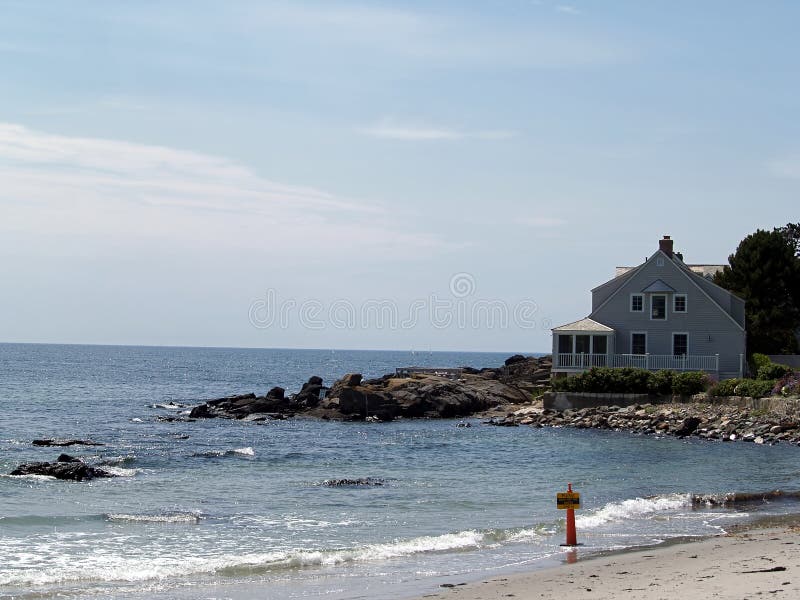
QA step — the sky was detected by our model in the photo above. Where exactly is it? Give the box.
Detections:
[0,0,798,353]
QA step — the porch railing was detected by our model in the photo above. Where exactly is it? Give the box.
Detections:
[555,353,719,373]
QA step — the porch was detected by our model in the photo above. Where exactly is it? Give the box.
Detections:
[553,352,720,373]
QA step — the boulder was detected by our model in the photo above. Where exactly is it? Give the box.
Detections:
[504,354,528,366]
[10,460,117,481]
[266,387,285,400]
[673,417,702,437]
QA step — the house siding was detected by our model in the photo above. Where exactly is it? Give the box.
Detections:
[589,251,745,378]
[591,269,637,312]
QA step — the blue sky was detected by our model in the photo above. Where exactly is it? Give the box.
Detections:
[0,1,798,352]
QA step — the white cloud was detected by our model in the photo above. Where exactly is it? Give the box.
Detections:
[556,5,583,15]
[0,123,445,257]
[768,155,800,179]
[212,3,626,70]
[361,119,518,141]
[518,216,568,227]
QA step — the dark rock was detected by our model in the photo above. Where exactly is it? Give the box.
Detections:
[306,376,323,386]
[343,373,363,387]
[266,387,285,400]
[32,439,104,447]
[504,354,528,366]
[320,477,385,487]
[56,454,80,462]
[10,460,117,481]
[673,417,702,437]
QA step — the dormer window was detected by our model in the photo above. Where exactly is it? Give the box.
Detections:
[651,294,666,320]
[674,294,687,313]
[630,294,643,312]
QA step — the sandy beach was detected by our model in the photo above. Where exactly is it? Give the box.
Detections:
[415,523,800,600]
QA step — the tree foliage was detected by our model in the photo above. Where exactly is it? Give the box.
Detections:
[714,227,800,355]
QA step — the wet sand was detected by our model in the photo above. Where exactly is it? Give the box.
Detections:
[414,524,800,600]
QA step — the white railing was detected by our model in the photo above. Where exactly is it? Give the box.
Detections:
[555,353,719,373]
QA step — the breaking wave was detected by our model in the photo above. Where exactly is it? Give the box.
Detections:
[577,494,692,529]
[0,526,544,586]
[105,512,202,524]
[191,447,254,458]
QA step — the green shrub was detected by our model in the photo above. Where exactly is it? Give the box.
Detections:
[647,370,675,395]
[671,371,708,396]
[734,379,776,398]
[709,378,743,397]
[757,362,793,381]
[552,368,707,395]
[751,353,772,373]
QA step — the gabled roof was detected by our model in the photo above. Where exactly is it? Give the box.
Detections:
[640,279,676,293]
[590,249,745,331]
[552,317,614,332]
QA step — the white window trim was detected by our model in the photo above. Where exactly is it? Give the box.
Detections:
[673,293,687,313]
[630,293,644,313]
[650,294,668,321]
[630,331,647,355]
[672,332,689,357]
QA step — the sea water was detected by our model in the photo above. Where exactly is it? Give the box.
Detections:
[2,343,800,599]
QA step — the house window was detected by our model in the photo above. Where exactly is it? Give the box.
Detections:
[575,335,590,354]
[557,335,573,354]
[651,295,666,320]
[631,333,647,355]
[674,294,687,313]
[630,294,643,312]
[673,333,688,357]
[592,336,607,354]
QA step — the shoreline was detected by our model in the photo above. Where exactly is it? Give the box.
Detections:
[409,514,800,600]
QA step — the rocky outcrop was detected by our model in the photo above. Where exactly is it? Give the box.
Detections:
[10,454,117,481]
[32,439,104,447]
[186,356,548,422]
[496,403,800,445]
[322,372,530,421]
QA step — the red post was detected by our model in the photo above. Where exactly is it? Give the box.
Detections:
[565,483,577,546]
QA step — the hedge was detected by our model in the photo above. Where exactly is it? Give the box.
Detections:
[552,367,708,396]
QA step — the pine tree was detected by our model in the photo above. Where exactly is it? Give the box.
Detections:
[714,228,800,355]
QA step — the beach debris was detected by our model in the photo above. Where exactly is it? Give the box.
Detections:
[740,566,787,573]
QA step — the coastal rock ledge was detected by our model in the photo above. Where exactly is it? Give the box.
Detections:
[187,356,550,422]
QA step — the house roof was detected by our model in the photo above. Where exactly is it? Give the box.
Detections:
[616,264,725,279]
[640,279,676,293]
[552,317,614,332]
[591,248,745,332]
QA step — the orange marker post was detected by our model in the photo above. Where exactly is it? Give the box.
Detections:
[556,483,581,547]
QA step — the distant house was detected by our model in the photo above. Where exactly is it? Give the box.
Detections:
[551,236,746,380]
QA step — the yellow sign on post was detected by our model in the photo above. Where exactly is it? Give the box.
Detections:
[556,491,581,510]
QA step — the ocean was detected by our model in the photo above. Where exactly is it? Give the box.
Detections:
[2,343,800,600]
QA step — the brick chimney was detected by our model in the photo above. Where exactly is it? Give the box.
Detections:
[659,235,674,258]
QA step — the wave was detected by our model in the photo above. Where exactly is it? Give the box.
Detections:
[191,446,255,458]
[1,473,57,481]
[0,525,545,587]
[105,512,202,524]
[577,494,692,529]
[691,490,800,507]
[98,466,139,477]
[150,402,188,410]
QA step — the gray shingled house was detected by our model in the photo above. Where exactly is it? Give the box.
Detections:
[551,236,746,380]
